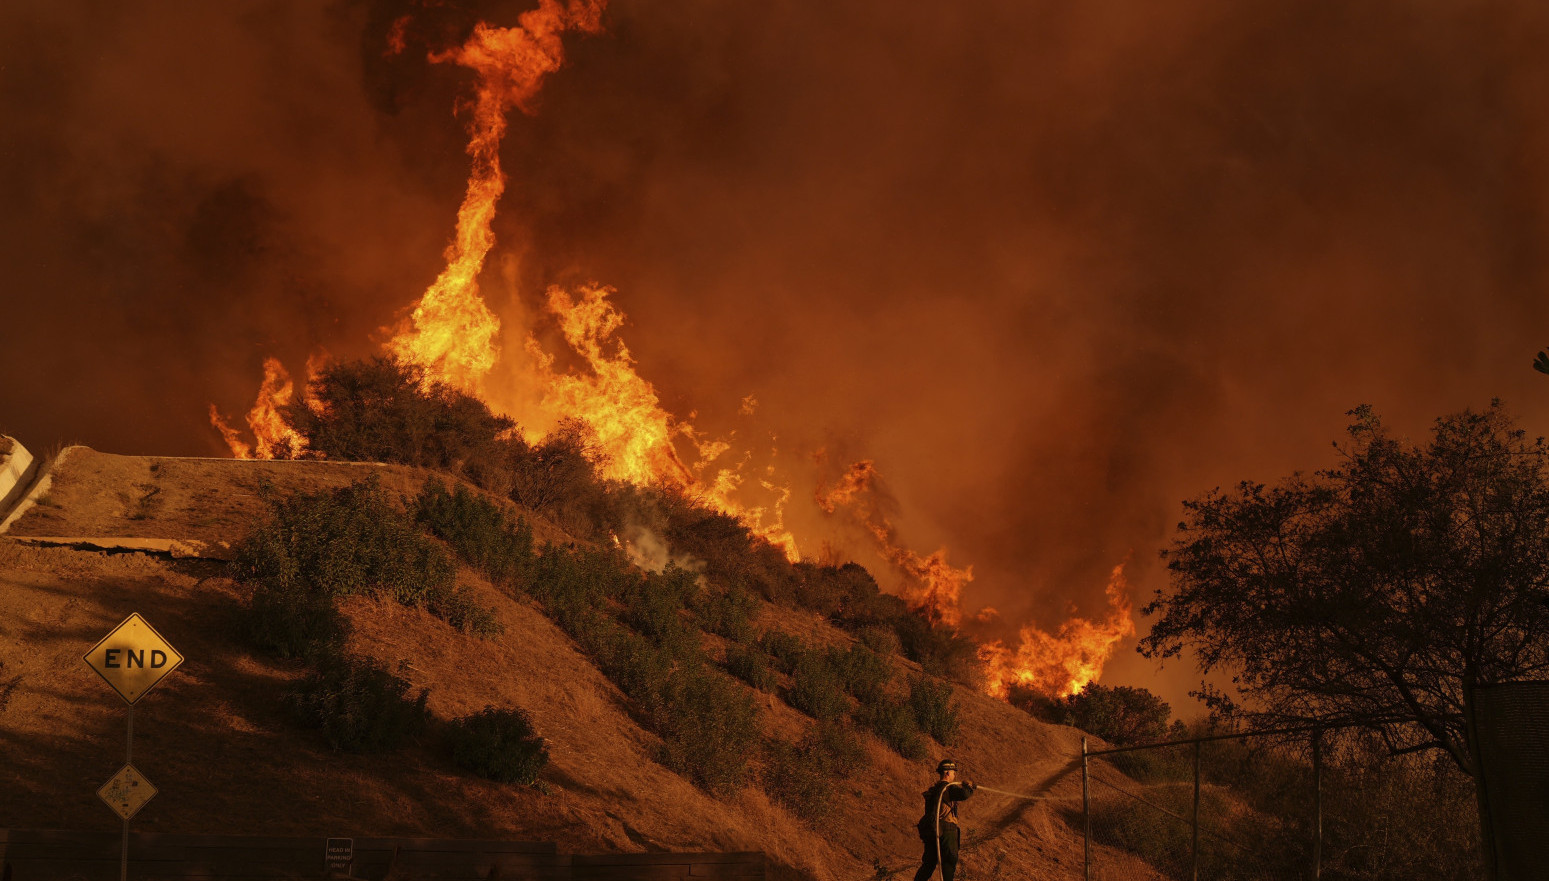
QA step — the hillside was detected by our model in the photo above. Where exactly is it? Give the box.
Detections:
[0,445,1164,881]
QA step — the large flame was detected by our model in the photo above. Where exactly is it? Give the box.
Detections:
[529,284,801,559]
[208,357,307,460]
[211,3,1133,696]
[386,2,605,394]
[978,563,1137,699]
[816,460,974,626]
[531,284,696,486]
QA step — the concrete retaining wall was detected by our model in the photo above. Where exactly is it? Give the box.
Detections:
[0,436,31,505]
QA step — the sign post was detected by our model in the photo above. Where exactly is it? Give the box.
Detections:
[326,838,355,876]
[84,613,183,881]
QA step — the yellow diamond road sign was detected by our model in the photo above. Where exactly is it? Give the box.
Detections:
[98,763,157,821]
[83,613,183,704]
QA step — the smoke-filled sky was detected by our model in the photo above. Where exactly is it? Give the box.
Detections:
[5,0,1549,709]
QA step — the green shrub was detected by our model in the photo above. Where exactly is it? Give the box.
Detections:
[725,645,777,692]
[830,644,892,703]
[759,630,807,674]
[762,721,868,821]
[448,706,549,784]
[908,675,960,745]
[623,565,701,660]
[762,736,833,821]
[657,669,759,794]
[232,476,455,605]
[234,476,498,646]
[1056,683,1173,747]
[589,620,677,716]
[245,578,350,661]
[528,544,630,629]
[289,657,429,752]
[425,583,503,637]
[857,624,902,657]
[787,652,849,722]
[414,478,534,587]
[860,695,926,760]
[812,719,868,778]
[692,584,758,644]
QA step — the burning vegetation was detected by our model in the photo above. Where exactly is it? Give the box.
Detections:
[209,0,1135,702]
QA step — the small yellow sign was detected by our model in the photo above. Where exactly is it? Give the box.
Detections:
[83,613,184,704]
[98,763,157,821]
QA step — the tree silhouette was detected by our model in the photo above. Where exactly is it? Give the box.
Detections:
[1142,403,1549,876]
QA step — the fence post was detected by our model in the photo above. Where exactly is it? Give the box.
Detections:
[1191,739,1201,881]
[1082,737,1091,881]
[1312,727,1322,880]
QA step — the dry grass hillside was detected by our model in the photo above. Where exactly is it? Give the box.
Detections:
[0,447,1164,881]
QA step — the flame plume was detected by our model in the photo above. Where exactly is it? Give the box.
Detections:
[387,1,606,393]
[531,284,696,486]
[978,563,1137,699]
[208,357,307,460]
[211,3,1134,696]
[817,460,974,626]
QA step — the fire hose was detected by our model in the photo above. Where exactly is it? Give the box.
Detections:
[971,784,1066,801]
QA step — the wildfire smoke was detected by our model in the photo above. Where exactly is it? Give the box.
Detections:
[207,0,1138,700]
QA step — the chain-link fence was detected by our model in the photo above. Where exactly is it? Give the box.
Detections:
[1077,724,1491,881]
[1081,728,1322,881]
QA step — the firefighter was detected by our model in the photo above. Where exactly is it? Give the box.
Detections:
[913,758,976,881]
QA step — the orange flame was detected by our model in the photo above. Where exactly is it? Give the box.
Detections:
[367,6,800,558]
[522,284,800,559]
[386,2,606,394]
[978,563,1137,699]
[531,284,695,486]
[817,460,974,626]
[211,7,1130,700]
[209,357,308,459]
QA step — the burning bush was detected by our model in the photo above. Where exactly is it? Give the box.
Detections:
[506,420,620,539]
[447,706,549,785]
[285,357,515,479]
[288,656,429,753]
